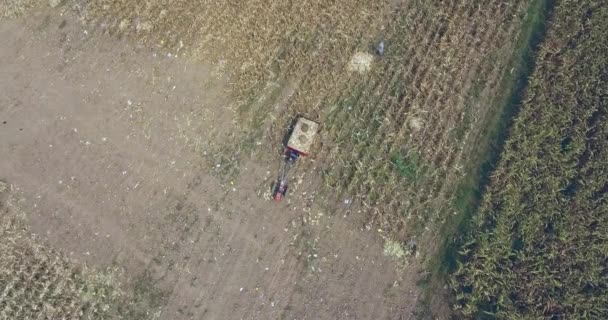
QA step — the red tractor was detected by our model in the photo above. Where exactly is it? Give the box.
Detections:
[272,117,319,202]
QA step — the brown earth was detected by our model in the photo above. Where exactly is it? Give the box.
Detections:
[0,8,421,320]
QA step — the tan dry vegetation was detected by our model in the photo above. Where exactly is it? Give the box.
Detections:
[80,0,389,96]
[1,0,37,18]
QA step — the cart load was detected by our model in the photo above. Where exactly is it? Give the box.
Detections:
[286,118,319,157]
[272,117,319,202]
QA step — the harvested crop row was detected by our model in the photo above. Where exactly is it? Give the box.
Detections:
[450,1,608,318]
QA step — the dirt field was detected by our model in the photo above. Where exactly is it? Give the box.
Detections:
[0,8,420,320]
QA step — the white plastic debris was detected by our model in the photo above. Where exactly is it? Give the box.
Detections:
[376,41,385,56]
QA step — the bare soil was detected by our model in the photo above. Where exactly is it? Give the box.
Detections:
[0,9,419,320]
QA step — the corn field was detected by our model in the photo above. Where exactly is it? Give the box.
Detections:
[306,0,531,236]
[449,1,608,318]
[3,0,606,318]
[0,202,124,319]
